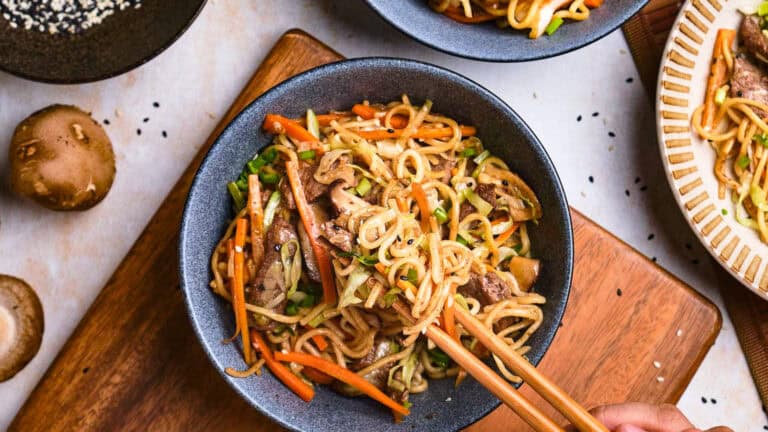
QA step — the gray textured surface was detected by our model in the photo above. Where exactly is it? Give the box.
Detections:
[364,0,648,62]
[179,58,573,432]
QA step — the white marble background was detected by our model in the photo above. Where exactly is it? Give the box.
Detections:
[0,1,765,430]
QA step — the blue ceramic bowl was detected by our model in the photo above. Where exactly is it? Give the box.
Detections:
[180,58,573,432]
[364,0,648,62]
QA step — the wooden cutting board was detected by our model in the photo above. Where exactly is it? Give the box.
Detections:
[9,30,721,432]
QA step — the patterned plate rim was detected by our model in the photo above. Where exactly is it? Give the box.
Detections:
[656,0,768,297]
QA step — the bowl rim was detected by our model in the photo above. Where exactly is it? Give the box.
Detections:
[179,57,574,431]
[362,0,649,62]
[0,0,208,84]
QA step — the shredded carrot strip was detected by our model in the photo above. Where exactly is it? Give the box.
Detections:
[490,216,509,226]
[225,240,240,340]
[395,196,408,213]
[311,334,329,352]
[248,175,265,271]
[263,114,324,154]
[352,104,409,129]
[411,183,431,233]
[233,219,253,364]
[584,0,603,7]
[302,366,334,385]
[442,6,496,23]
[494,222,521,247]
[273,351,410,416]
[355,125,476,141]
[703,29,735,129]
[251,331,315,402]
[374,263,388,275]
[285,160,337,305]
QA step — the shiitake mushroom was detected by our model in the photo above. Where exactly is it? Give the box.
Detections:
[9,104,116,211]
[0,275,44,382]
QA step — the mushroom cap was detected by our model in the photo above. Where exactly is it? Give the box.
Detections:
[0,275,44,382]
[9,104,116,211]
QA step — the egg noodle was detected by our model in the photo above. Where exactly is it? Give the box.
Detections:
[692,29,768,243]
[428,0,597,38]
[209,96,545,419]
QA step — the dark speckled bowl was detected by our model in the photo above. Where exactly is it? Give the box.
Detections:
[364,0,648,62]
[180,58,573,432]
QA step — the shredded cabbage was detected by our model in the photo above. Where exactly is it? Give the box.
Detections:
[281,240,302,299]
[338,268,369,309]
[263,191,281,228]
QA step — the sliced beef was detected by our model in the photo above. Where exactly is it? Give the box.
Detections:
[329,183,369,219]
[741,15,768,63]
[334,339,397,395]
[246,215,298,323]
[731,55,768,119]
[458,271,511,307]
[459,183,497,220]
[320,219,355,252]
[297,220,321,282]
[277,163,329,210]
[433,158,456,183]
[278,178,296,210]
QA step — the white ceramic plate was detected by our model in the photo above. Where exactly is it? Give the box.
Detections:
[657,0,768,297]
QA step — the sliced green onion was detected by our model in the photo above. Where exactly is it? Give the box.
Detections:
[453,293,469,311]
[407,268,418,284]
[298,150,316,160]
[759,1,768,16]
[427,348,450,369]
[262,147,278,163]
[456,234,469,247]
[355,177,372,196]
[247,158,265,174]
[464,188,493,216]
[473,150,491,165]
[737,155,750,169]
[433,207,449,224]
[227,182,245,210]
[263,191,281,228]
[460,148,477,158]
[285,301,299,316]
[259,166,280,184]
[306,109,320,139]
[721,208,729,216]
[403,401,413,409]
[714,85,728,105]
[382,288,401,307]
[299,294,316,308]
[756,134,768,148]
[545,16,564,36]
[308,311,328,328]
[235,174,249,191]
[751,184,768,211]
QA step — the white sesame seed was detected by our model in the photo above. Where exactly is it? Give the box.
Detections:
[653,361,661,369]
[656,376,665,383]
[1,0,142,34]
[676,329,683,337]
[115,109,122,118]
[445,397,452,402]
[234,246,243,253]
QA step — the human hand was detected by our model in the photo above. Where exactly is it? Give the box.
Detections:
[566,402,733,432]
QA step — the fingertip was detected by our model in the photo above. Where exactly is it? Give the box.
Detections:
[614,424,648,432]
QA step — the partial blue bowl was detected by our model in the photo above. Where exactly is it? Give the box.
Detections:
[364,0,648,62]
[180,58,573,432]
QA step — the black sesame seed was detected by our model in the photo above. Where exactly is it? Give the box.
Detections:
[143,117,149,123]
[625,190,630,197]
[162,130,168,138]
[588,176,594,183]
[692,259,700,265]
[407,239,414,245]
[640,186,648,192]
[400,275,408,281]
[103,119,110,125]
[608,132,616,138]
[616,288,622,296]
[502,180,509,186]
[577,115,582,122]
[626,77,634,83]
[685,243,692,250]
[701,397,707,404]
[136,129,142,135]
[710,398,716,404]
[153,102,160,108]
[397,235,402,242]
[651,256,657,262]
[763,425,767,430]
[333,224,342,231]
[648,234,655,240]
[274,244,280,251]
[83,367,90,374]
[592,112,599,117]
[634,177,641,184]
[387,128,395,133]
[737,91,743,97]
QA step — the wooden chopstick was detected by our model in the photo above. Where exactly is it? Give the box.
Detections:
[454,306,609,432]
[392,302,563,432]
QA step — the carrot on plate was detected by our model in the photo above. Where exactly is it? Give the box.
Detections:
[274,351,410,416]
[351,104,409,129]
[285,160,337,305]
[494,222,521,247]
[251,330,315,402]
[355,125,476,141]
[584,0,603,8]
[702,29,736,129]
[411,183,432,233]
[247,175,265,271]
[233,219,253,365]
[263,114,324,154]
